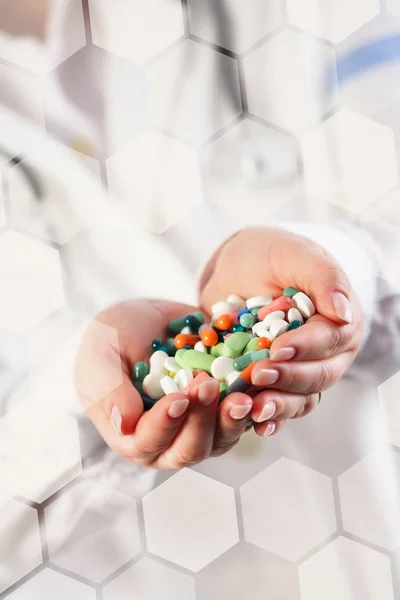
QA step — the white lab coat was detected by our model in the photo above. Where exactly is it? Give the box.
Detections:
[0,2,400,599]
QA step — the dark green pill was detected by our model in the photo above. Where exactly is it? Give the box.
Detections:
[134,381,143,395]
[288,320,302,330]
[184,315,203,332]
[151,339,162,351]
[167,316,187,336]
[159,346,169,353]
[142,396,158,411]
[232,324,245,333]
[133,361,149,382]
[165,338,177,356]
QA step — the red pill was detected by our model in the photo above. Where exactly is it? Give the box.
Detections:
[174,333,199,349]
[257,337,272,350]
[199,326,219,347]
[258,296,294,320]
[214,313,234,331]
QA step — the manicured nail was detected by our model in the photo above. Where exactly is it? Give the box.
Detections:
[270,347,296,361]
[332,292,353,324]
[255,401,276,423]
[168,398,189,418]
[111,405,123,437]
[198,380,219,405]
[264,422,276,437]
[253,369,279,386]
[230,402,253,420]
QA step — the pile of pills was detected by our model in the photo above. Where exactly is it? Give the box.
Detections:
[133,288,316,410]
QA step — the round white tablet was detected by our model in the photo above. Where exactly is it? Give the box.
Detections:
[246,295,272,310]
[269,319,290,339]
[211,356,234,381]
[288,308,304,324]
[263,310,285,329]
[292,292,315,319]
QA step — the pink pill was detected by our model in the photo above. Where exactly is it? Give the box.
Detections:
[258,296,294,320]
[229,311,239,324]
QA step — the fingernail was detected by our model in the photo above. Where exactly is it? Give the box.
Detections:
[253,369,279,386]
[332,292,353,324]
[270,347,296,362]
[198,380,219,405]
[255,401,276,423]
[264,422,276,437]
[111,405,123,437]
[168,398,189,418]
[230,402,253,420]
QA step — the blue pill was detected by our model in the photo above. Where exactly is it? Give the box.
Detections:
[238,308,251,318]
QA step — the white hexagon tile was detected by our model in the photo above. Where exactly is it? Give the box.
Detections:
[299,537,394,600]
[103,557,196,600]
[203,118,299,218]
[106,131,202,234]
[243,29,338,133]
[88,0,184,65]
[0,495,42,594]
[146,39,241,145]
[287,0,380,44]
[195,542,301,600]
[339,449,400,550]
[0,231,64,334]
[360,190,400,292]
[187,0,284,54]
[0,403,81,503]
[45,479,141,582]
[379,370,400,446]
[5,569,96,600]
[143,468,239,571]
[302,109,398,212]
[240,457,336,561]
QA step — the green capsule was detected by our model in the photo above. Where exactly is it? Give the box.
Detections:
[182,350,215,373]
[134,381,143,395]
[225,332,250,354]
[288,320,303,330]
[283,286,299,298]
[219,382,228,403]
[167,316,187,336]
[233,349,270,371]
[175,349,188,368]
[133,361,149,382]
[184,315,203,332]
[240,313,256,329]
[210,342,225,358]
[244,337,260,353]
[232,324,245,333]
[250,307,260,316]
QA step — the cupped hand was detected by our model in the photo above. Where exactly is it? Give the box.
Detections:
[200,227,364,437]
[75,299,254,469]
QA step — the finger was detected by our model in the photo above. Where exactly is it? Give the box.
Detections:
[253,419,286,438]
[269,314,360,363]
[157,376,220,469]
[251,353,352,395]
[123,392,192,465]
[211,392,253,455]
[251,389,319,422]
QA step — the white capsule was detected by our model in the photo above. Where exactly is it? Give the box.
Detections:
[212,300,234,318]
[263,310,285,330]
[164,357,180,375]
[269,319,290,339]
[149,350,169,374]
[226,294,246,310]
[174,368,193,390]
[143,373,164,399]
[211,356,234,381]
[180,326,191,334]
[246,295,272,310]
[160,375,180,396]
[288,307,304,324]
[194,341,207,353]
[292,292,315,319]
[252,322,273,340]
[225,370,241,386]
